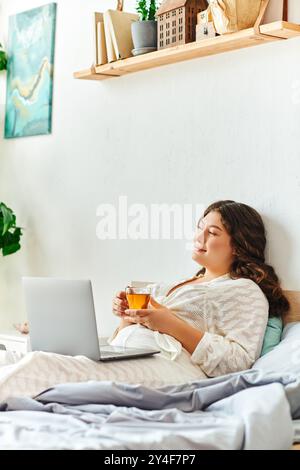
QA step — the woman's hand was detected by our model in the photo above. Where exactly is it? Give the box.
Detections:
[124,297,180,335]
[112,291,129,318]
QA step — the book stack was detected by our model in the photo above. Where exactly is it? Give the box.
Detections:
[94,9,139,65]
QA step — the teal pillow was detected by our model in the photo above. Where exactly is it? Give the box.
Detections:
[260,316,283,357]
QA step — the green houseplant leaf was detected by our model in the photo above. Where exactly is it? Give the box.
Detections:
[148,0,157,21]
[136,0,148,20]
[0,43,7,71]
[0,203,22,256]
[136,0,158,21]
[0,202,15,235]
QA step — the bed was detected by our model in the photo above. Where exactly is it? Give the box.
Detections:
[0,289,299,450]
[278,290,300,451]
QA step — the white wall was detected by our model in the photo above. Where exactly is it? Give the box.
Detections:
[0,0,300,336]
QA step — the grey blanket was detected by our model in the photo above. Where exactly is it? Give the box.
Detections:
[0,364,300,450]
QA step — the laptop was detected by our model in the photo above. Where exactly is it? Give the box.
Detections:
[22,277,160,362]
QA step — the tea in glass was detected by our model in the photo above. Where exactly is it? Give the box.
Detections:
[125,286,151,309]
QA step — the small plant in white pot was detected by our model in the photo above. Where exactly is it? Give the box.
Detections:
[0,202,26,334]
[131,0,158,56]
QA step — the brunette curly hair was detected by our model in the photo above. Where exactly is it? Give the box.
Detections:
[196,200,289,318]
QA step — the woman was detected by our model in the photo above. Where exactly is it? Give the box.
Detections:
[0,200,289,400]
[111,200,289,377]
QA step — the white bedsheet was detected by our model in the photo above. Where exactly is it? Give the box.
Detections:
[0,346,206,401]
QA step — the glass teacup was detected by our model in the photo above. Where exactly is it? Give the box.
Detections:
[125,286,151,310]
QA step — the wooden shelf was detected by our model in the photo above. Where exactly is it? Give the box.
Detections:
[74,21,300,81]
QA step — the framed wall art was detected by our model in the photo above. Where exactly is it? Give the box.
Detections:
[4,3,57,139]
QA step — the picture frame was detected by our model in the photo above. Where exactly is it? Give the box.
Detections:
[4,3,57,139]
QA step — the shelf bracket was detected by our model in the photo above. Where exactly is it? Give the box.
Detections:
[254,0,288,40]
[90,65,118,78]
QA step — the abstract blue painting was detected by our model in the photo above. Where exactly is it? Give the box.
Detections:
[4,3,56,138]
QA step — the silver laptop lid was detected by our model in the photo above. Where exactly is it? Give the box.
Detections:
[23,278,101,361]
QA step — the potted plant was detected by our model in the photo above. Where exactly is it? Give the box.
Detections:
[0,202,25,334]
[131,0,158,56]
[0,44,7,71]
[0,202,22,256]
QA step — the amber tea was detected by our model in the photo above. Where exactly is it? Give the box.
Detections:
[125,287,151,309]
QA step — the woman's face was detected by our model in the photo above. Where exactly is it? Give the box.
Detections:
[192,211,234,272]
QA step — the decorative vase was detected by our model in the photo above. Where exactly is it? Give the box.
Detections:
[131,20,157,56]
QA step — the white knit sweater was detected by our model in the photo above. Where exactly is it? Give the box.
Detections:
[111,273,269,378]
[150,273,269,377]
